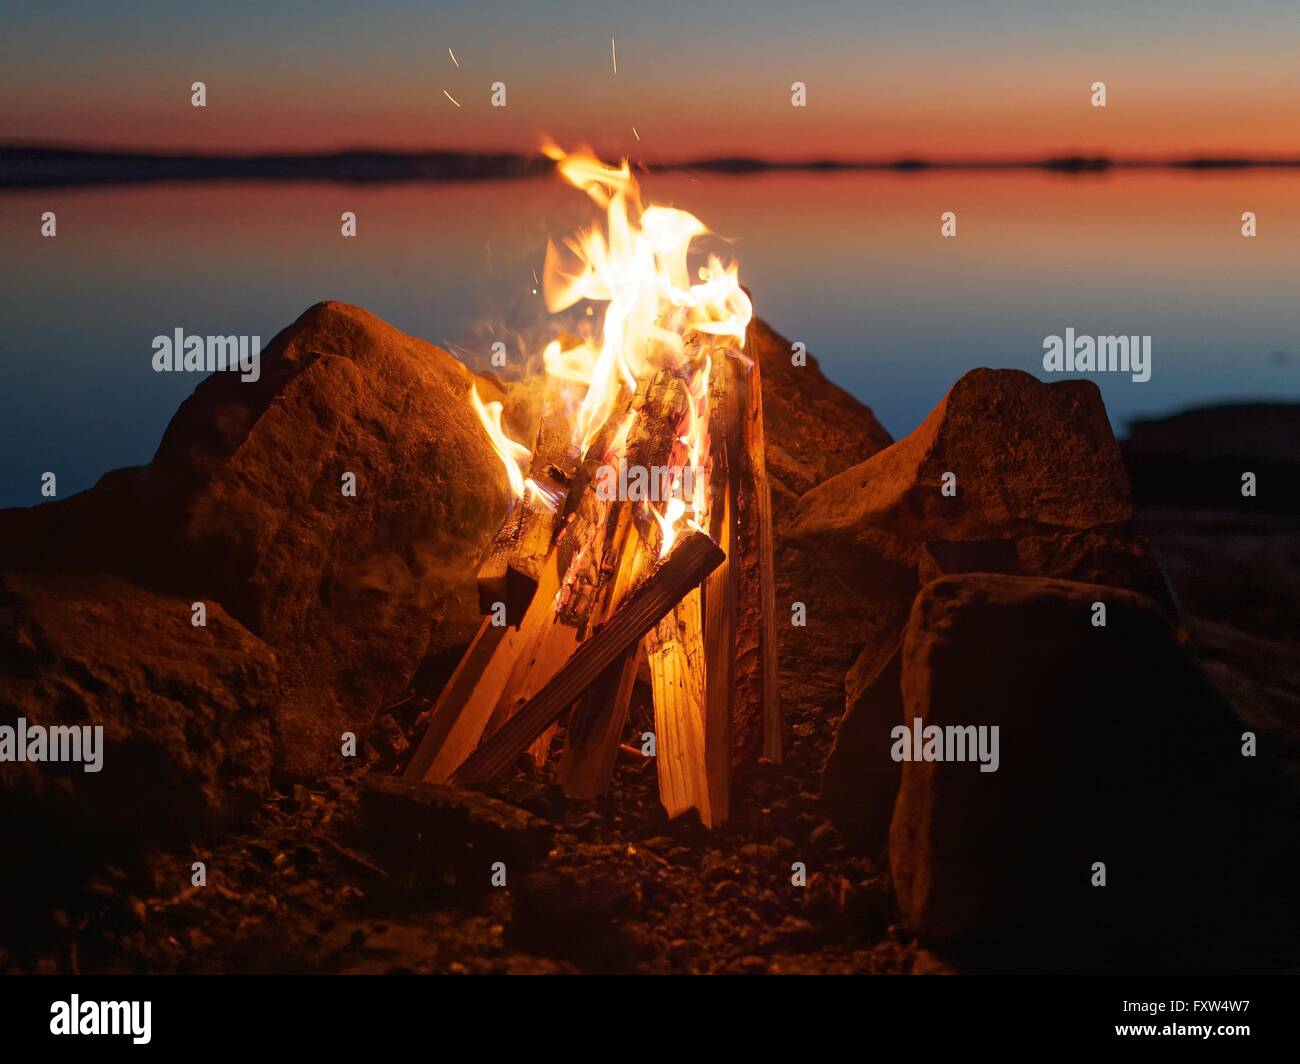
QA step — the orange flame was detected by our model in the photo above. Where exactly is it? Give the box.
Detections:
[471,143,751,552]
[541,143,751,553]
[469,384,557,511]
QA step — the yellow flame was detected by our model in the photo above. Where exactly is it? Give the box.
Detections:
[651,497,688,558]
[537,143,751,549]
[470,143,750,550]
[469,384,529,502]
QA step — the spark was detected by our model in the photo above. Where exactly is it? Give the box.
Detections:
[448,47,460,68]
[632,126,641,141]
[611,36,617,74]
[443,89,461,108]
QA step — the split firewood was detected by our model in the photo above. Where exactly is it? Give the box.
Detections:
[405,550,563,784]
[555,370,686,631]
[700,351,743,823]
[517,372,683,770]
[556,513,651,797]
[729,335,783,765]
[556,368,694,794]
[645,587,709,819]
[746,337,783,764]
[451,531,725,786]
[644,344,741,825]
[476,401,577,623]
[476,506,525,617]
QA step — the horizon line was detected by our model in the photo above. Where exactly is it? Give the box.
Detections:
[4,142,1300,188]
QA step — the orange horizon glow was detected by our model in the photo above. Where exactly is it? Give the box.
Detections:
[7,2,1300,163]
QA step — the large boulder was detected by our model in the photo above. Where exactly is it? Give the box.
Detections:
[0,571,279,891]
[0,302,513,786]
[147,302,512,779]
[888,573,1295,963]
[793,367,1133,579]
[804,370,1171,844]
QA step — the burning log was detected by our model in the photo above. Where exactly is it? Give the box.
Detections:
[554,372,690,794]
[451,531,725,785]
[556,513,649,797]
[409,344,780,815]
[476,402,577,623]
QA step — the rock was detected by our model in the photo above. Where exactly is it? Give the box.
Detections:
[794,366,1133,605]
[806,370,1174,848]
[807,821,842,852]
[844,878,894,937]
[1189,620,1300,782]
[666,937,701,966]
[764,915,819,951]
[748,317,892,522]
[355,775,552,886]
[910,948,957,975]
[0,302,512,783]
[917,529,1176,617]
[1123,402,1300,514]
[149,302,511,779]
[825,531,1176,854]
[1133,508,1300,643]
[508,868,642,972]
[794,368,1132,573]
[789,369,1136,723]
[819,637,903,853]
[747,319,895,718]
[0,571,278,889]
[888,573,1296,959]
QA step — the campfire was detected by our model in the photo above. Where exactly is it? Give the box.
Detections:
[405,145,780,826]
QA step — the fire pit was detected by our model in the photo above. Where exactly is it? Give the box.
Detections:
[405,146,781,826]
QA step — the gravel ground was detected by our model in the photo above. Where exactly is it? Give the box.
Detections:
[3,677,927,976]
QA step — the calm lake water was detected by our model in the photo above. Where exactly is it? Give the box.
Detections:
[2,170,1297,507]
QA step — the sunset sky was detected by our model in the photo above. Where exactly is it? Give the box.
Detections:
[4,0,1300,159]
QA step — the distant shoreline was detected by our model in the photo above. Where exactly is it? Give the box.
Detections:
[4,144,1300,188]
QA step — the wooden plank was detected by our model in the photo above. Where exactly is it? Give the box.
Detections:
[728,341,783,765]
[506,406,577,618]
[557,647,640,797]
[476,402,576,622]
[744,338,783,764]
[451,531,725,786]
[557,515,651,797]
[701,471,735,825]
[646,589,709,820]
[411,550,562,783]
[476,506,525,617]
[699,351,743,823]
[485,576,582,737]
[508,503,559,620]
[403,617,510,782]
